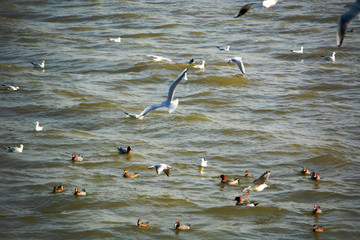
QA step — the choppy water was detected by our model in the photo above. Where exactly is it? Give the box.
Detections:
[0,0,360,239]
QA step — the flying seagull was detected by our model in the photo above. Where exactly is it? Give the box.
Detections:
[234,0,278,18]
[124,68,188,119]
[228,57,246,74]
[148,164,172,176]
[242,171,270,198]
[337,0,360,47]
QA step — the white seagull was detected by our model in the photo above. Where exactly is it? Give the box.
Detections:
[147,55,173,63]
[322,52,336,62]
[124,68,187,119]
[228,57,246,75]
[234,0,278,18]
[193,60,205,70]
[148,164,172,176]
[2,84,19,91]
[337,0,360,47]
[199,158,208,167]
[242,171,270,198]
[33,121,44,131]
[31,60,45,69]
[108,37,121,43]
[291,46,304,54]
[217,45,230,51]
[5,144,24,153]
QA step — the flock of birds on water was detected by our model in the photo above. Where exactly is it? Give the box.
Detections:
[2,0,359,234]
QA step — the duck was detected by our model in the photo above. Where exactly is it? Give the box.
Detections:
[219,174,240,185]
[234,196,259,207]
[313,224,324,232]
[311,172,320,181]
[118,146,132,154]
[199,158,208,167]
[52,185,64,193]
[123,169,138,178]
[72,153,83,162]
[174,220,190,230]
[74,187,86,196]
[300,167,310,175]
[244,170,253,177]
[31,60,45,69]
[5,144,23,153]
[242,171,270,199]
[33,121,44,131]
[312,204,323,214]
[137,219,150,227]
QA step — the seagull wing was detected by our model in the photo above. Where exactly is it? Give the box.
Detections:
[337,1,360,47]
[234,3,257,18]
[253,171,270,185]
[232,58,246,74]
[166,68,188,102]
[137,103,165,118]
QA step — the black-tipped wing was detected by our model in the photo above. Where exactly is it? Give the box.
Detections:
[234,3,256,18]
[166,68,188,102]
[253,171,270,185]
[337,2,360,47]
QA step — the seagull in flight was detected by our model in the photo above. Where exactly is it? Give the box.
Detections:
[147,55,173,63]
[31,60,45,69]
[148,164,172,176]
[234,0,278,18]
[337,0,360,47]
[228,57,246,75]
[124,68,188,119]
[242,171,270,199]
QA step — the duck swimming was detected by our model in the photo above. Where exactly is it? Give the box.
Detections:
[244,170,253,177]
[234,196,259,207]
[74,187,86,196]
[72,153,83,162]
[118,146,132,154]
[174,220,190,230]
[312,204,323,214]
[313,224,324,232]
[300,167,310,175]
[123,169,138,178]
[137,219,150,227]
[52,185,64,193]
[219,175,240,185]
[311,172,320,181]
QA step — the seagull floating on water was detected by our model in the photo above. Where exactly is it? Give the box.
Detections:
[147,55,173,63]
[108,37,121,43]
[148,164,172,176]
[217,45,230,51]
[322,52,336,62]
[234,196,259,207]
[199,158,208,167]
[5,144,23,153]
[124,68,187,119]
[31,60,45,69]
[234,0,278,18]
[2,84,19,91]
[337,0,360,47]
[33,121,43,131]
[228,57,246,75]
[242,171,270,199]
[291,46,304,54]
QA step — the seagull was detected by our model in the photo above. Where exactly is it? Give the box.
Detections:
[5,144,23,153]
[234,196,259,207]
[33,121,43,131]
[193,60,205,70]
[217,45,230,51]
[147,55,173,63]
[228,57,246,75]
[291,46,304,54]
[31,60,45,69]
[242,171,270,199]
[2,84,19,91]
[322,52,336,62]
[337,0,360,47]
[234,0,278,18]
[124,68,187,119]
[108,37,121,43]
[199,158,208,167]
[148,164,172,176]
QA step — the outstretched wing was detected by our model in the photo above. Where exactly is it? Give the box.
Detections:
[166,68,188,102]
[137,103,165,118]
[234,3,256,18]
[253,171,270,185]
[337,3,360,47]
[232,58,246,74]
